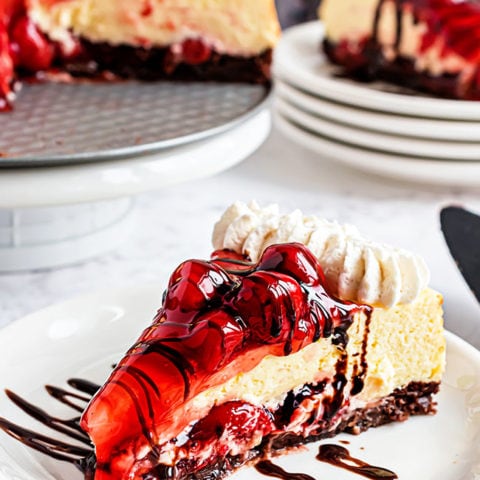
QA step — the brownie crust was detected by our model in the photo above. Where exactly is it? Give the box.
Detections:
[62,41,273,85]
[141,381,439,480]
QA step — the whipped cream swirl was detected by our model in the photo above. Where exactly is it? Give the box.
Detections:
[212,201,430,308]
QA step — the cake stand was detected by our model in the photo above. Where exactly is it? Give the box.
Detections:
[0,83,271,272]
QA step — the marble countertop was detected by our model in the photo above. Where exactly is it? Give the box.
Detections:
[1,126,480,349]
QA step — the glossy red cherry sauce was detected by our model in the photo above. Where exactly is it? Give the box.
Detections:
[80,243,370,480]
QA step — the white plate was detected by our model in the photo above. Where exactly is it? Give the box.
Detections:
[275,97,480,160]
[275,112,480,188]
[276,80,480,142]
[274,22,480,120]
[0,283,480,479]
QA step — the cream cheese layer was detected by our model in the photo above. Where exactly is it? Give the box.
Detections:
[28,0,280,56]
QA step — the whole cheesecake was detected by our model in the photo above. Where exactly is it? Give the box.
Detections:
[80,202,445,480]
[320,0,480,100]
[0,0,280,109]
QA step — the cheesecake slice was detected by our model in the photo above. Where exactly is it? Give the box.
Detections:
[320,0,480,100]
[80,202,445,480]
[0,0,280,109]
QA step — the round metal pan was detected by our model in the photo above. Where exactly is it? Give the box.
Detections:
[0,81,270,167]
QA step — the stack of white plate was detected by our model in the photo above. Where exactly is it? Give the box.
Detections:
[274,22,480,187]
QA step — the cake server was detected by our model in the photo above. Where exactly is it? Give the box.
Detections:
[441,206,480,303]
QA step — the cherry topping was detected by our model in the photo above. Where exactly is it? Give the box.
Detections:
[180,39,212,65]
[0,25,14,100]
[141,0,153,17]
[329,37,370,71]
[8,40,20,66]
[11,16,54,71]
[189,401,274,447]
[55,38,84,62]
[257,243,324,286]
[165,260,232,315]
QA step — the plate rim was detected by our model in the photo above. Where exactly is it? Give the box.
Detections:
[275,80,480,142]
[274,22,480,121]
[275,110,480,188]
[275,96,480,161]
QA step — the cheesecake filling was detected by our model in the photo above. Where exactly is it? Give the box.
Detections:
[28,0,280,56]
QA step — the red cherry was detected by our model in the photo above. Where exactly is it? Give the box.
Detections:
[56,38,84,61]
[165,260,231,315]
[257,243,324,286]
[233,270,306,346]
[189,401,274,445]
[8,40,20,67]
[192,310,245,369]
[181,38,212,65]
[11,16,54,71]
[0,26,14,95]
[141,0,153,17]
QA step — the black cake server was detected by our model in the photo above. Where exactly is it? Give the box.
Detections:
[440,206,480,303]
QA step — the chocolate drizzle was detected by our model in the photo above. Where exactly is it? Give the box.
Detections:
[317,444,398,479]
[254,444,397,480]
[373,1,404,53]
[255,460,315,480]
[351,314,371,396]
[0,379,97,470]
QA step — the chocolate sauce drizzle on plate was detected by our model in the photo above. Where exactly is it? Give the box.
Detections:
[255,444,397,480]
[0,379,97,473]
[317,444,397,479]
[256,460,315,480]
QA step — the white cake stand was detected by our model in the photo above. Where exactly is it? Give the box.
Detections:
[0,109,271,272]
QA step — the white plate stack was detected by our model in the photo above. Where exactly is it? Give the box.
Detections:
[273,22,480,188]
